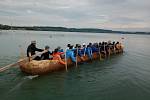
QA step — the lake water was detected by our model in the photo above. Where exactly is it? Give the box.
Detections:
[0,30,150,100]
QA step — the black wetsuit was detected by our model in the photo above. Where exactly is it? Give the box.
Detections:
[41,51,52,60]
[27,44,43,60]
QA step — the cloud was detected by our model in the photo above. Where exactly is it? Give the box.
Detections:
[0,0,150,31]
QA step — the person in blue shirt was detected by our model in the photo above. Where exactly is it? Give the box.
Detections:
[75,44,85,61]
[81,43,87,56]
[86,44,93,60]
[75,44,82,57]
[91,43,99,53]
[81,43,93,60]
[66,45,76,63]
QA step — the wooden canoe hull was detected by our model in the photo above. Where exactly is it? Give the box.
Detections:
[19,49,123,75]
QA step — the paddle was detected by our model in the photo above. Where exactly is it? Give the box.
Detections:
[90,48,93,60]
[104,44,106,58]
[76,47,78,67]
[113,44,116,54]
[99,46,102,61]
[19,45,25,58]
[0,50,47,72]
[83,48,86,56]
[108,46,111,57]
[64,49,68,71]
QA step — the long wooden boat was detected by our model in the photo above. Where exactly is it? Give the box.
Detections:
[19,48,123,75]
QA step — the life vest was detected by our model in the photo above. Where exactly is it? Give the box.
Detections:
[52,53,66,65]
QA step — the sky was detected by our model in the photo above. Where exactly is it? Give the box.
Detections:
[0,0,150,32]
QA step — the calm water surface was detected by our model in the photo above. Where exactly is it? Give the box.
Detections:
[0,30,150,100]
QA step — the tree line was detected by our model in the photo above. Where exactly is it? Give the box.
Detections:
[0,24,149,34]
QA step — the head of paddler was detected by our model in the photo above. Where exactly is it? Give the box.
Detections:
[78,45,81,48]
[116,41,119,44]
[94,43,98,48]
[67,44,71,48]
[54,48,59,53]
[82,43,86,48]
[69,45,73,49]
[45,45,50,50]
[87,45,90,48]
[56,46,64,52]
[75,44,78,48]
[99,42,102,47]
[102,41,105,45]
[89,43,92,46]
[57,46,61,50]
[31,40,36,46]
[112,41,115,45]
[75,44,80,48]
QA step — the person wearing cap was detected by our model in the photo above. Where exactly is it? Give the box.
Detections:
[81,43,93,60]
[66,44,71,50]
[27,41,44,60]
[41,46,52,60]
[81,43,86,56]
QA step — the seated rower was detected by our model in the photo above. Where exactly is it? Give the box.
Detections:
[41,46,52,60]
[27,40,44,61]
[91,43,99,53]
[98,42,103,60]
[101,42,107,57]
[75,44,85,61]
[86,44,93,60]
[111,41,116,53]
[52,48,66,65]
[115,41,120,53]
[81,43,92,60]
[66,45,76,63]
[82,43,87,56]
[98,42,102,52]
[116,42,124,52]
[56,46,64,58]
[66,44,71,50]
[107,41,112,56]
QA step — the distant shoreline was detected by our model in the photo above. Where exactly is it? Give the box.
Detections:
[0,24,150,35]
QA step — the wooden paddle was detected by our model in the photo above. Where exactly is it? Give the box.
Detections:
[19,45,25,58]
[108,46,111,57]
[0,50,47,72]
[104,44,106,58]
[64,49,68,71]
[83,48,86,56]
[76,47,78,67]
[99,47,102,61]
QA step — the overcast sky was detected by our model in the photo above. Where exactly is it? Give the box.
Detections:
[0,0,150,31]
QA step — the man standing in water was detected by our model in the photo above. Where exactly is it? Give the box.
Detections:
[27,40,44,61]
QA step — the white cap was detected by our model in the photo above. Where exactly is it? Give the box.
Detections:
[31,40,36,44]
[83,43,86,45]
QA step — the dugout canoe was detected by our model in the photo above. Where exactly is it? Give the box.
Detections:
[19,48,123,75]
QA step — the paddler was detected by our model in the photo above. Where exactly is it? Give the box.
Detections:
[41,45,53,60]
[52,48,66,65]
[27,40,44,61]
